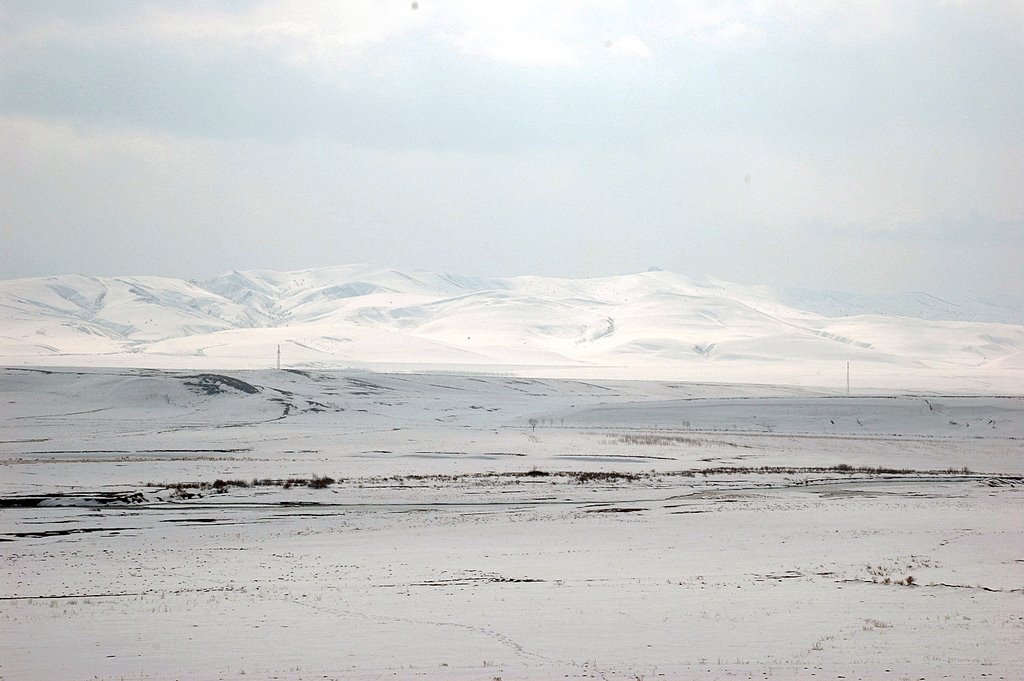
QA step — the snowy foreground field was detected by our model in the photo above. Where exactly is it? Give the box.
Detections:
[1,367,1022,680]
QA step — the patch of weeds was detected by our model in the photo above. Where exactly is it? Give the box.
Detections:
[154,475,338,493]
[574,471,640,484]
[828,464,914,475]
[277,475,337,489]
[308,475,335,489]
[212,479,250,492]
[611,433,753,449]
[862,618,892,630]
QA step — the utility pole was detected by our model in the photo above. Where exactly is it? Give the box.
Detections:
[846,362,850,396]
[277,344,281,371]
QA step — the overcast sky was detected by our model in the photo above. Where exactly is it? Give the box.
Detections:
[1,0,1021,299]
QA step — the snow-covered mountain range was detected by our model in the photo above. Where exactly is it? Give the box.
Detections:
[1,265,1022,389]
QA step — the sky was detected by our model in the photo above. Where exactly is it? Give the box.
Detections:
[1,0,1022,300]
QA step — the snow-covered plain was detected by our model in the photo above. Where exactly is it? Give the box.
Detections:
[1,367,1022,680]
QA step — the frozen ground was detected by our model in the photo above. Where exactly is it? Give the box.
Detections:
[1,367,1022,680]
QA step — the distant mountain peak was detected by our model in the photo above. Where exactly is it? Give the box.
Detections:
[1,266,1021,375]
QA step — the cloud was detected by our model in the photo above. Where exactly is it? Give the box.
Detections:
[457,30,580,67]
[708,21,763,44]
[1,1,1021,300]
[143,1,424,67]
[755,0,904,41]
[0,1,423,69]
[660,0,1021,45]
[826,216,1024,247]
[605,34,652,58]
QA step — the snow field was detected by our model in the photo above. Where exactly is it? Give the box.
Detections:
[1,368,1021,680]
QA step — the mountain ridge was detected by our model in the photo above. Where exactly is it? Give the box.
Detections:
[2,267,1022,387]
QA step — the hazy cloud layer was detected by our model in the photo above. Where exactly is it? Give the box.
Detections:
[2,0,1021,298]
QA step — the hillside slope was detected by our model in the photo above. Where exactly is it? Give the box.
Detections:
[1,266,1021,390]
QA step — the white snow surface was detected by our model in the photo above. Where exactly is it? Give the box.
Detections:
[1,367,1022,680]
[2,266,1022,392]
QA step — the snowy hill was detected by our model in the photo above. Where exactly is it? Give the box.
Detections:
[1,266,1022,391]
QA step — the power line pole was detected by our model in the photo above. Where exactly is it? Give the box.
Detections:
[277,344,281,371]
[846,362,850,396]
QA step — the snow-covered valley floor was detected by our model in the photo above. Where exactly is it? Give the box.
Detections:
[1,367,1021,680]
